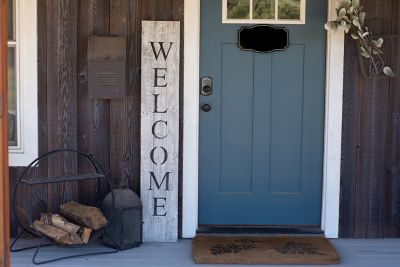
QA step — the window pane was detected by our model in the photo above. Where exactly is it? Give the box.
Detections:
[8,47,17,146]
[278,0,301,20]
[8,0,14,40]
[227,0,250,19]
[253,0,275,19]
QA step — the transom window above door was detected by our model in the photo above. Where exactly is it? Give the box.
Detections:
[223,0,306,24]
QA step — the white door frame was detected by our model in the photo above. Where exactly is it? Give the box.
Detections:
[182,0,344,238]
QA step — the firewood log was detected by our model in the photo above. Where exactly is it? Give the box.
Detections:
[33,220,82,245]
[51,214,81,234]
[60,201,107,230]
[40,213,52,225]
[40,213,81,234]
[81,227,92,244]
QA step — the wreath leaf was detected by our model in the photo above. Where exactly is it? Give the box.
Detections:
[325,0,394,78]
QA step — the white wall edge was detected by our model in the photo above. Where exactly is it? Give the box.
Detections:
[321,0,344,238]
[183,0,344,238]
[9,0,38,166]
[182,0,200,238]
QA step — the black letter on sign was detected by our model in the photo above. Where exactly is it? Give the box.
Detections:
[149,172,171,191]
[152,120,168,139]
[153,93,167,113]
[153,68,167,87]
[153,197,167,216]
[150,42,173,60]
[150,146,168,165]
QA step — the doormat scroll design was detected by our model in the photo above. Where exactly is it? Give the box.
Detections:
[209,239,257,255]
[273,241,326,256]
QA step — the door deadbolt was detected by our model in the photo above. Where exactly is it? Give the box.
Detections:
[200,77,213,96]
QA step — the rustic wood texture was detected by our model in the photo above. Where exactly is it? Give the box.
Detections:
[46,0,79,212]
[387,0,400,238]
[60,201,107,230]
[125,0,142,194]
[109,0,136,190]
[35,0,50,236]
[140,0,185,240]
[48,214,81,234]
[1,0,10,265]
[81,227,92,244]
[9,167,26,237]
[4,0,398,240]
[141,21,180,242]
[77,0,111,205]
[7,0,184,238]
[340,0,400,238]
[33,220,82,245]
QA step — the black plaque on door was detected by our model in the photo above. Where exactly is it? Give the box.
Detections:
[238,25,288,53]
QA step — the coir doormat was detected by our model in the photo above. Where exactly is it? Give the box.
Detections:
[192,236,340,265]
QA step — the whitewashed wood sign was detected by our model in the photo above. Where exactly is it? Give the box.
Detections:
[141,21,180,242]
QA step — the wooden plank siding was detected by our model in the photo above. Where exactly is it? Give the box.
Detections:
[8,0,184,237]
[109,0,137,190]
[340,0,400,237]
[77,0,111,204]
[46,0,79,213]
[6,0,400,240]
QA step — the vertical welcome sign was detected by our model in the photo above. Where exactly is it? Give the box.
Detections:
[141,21,180,242]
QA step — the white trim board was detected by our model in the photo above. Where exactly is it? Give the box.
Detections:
[183,0,344,238]
[8,0,38,166]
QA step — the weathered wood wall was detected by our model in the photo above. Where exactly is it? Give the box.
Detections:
[340,0,400,237]
[9,0,184,237]
[8,0,400,239]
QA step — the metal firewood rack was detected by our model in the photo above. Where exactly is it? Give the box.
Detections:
[10,149,119,265]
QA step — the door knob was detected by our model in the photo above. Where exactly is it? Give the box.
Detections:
[201,104,211,112]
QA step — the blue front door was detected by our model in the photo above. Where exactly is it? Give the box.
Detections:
[199,0,327,225]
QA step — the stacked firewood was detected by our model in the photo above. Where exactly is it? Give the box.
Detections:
[32,201,107,245]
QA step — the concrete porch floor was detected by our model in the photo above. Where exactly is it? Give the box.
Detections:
[11,238,400,267]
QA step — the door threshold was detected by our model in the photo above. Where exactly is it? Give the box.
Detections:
[196,226,324,237]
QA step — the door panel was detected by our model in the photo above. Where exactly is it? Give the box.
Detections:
[199,0,327,225]
[270,45,304,194]
[220,44,254,193]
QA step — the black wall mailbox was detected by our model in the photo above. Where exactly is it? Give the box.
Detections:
[88,36,127,98]
[238,25,288,53]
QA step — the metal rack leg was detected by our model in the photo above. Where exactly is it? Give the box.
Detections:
[10,229,51,252]
[32,237,47,265]
[31,237,119,265]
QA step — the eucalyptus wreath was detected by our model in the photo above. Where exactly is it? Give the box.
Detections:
[325,0,395,78]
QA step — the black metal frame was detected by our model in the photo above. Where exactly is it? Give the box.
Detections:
[10,149,119,265]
